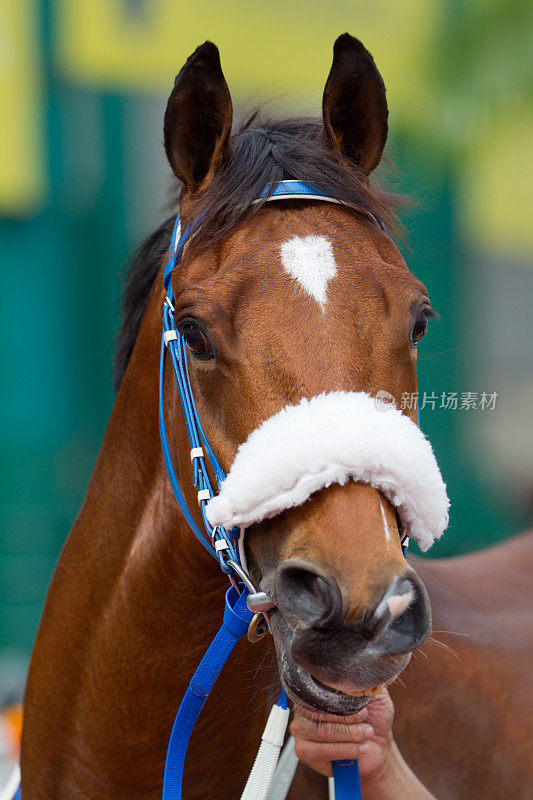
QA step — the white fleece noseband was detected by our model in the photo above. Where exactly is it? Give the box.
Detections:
[206,391,449,552]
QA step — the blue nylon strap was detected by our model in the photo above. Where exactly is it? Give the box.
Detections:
[160,214,239,569]
[260,180,336,201]
[277,686,288,711]
[182,349,225,487]
[162,585,253,799]
[332,761,362,800]
[258,180,385,230]
[163,219,194,289]
[159,333,215,557]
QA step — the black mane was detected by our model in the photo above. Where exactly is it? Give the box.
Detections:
[113,114,402,390]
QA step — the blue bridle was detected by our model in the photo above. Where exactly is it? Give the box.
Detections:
[9,183,410,800]
[159,180,386,570]
[159,181,397,800]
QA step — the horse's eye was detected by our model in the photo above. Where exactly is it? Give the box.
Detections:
[411,311,429,346]
[178,319,215,360]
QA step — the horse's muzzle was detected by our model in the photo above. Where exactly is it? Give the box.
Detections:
[269,560,432,715]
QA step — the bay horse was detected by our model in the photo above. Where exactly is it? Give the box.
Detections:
[19,34,532,799]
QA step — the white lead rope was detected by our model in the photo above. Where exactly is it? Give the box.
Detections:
[240,701,290,800]
[265,736,299,800]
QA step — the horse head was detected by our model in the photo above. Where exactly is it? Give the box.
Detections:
[162,35,448,717]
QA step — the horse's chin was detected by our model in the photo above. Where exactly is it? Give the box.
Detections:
[281,655,374,716]
[270,611,410,718]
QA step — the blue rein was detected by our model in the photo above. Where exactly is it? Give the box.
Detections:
[162,584,257,798]
[159,181,392,800]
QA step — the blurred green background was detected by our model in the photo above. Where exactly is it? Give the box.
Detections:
[0,0,532,660]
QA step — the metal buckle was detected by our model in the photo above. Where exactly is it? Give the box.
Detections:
[224,558,275,642]
[247,612,270,643]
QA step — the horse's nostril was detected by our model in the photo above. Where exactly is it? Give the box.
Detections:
[313,574,344,629]
[274,561,344,630]
[369,575,431,651]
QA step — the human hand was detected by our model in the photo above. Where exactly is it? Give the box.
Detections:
[290,689,395,781]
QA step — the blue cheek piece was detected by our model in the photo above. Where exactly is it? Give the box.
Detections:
[159,215,238,569]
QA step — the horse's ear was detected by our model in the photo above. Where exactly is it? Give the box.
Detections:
[164,41,232,192]
[322,34,388,175]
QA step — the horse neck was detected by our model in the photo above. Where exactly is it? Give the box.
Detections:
[22,282,272,799]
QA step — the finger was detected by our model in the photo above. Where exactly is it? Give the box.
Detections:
[294,739,370,775]
[290,716,374,744]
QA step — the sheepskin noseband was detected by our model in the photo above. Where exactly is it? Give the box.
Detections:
[205,391,449,552]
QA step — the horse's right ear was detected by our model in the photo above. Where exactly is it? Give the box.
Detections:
[164,41,233,193]
[322,34,388,175]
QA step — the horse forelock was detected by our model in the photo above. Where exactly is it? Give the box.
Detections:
[113,113,405,391]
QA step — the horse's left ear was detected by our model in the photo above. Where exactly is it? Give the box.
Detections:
[164,41,233,192]
[322,34,388,175]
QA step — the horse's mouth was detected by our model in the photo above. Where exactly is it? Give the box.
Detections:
[270,610,409,717]
[281,656,376,715]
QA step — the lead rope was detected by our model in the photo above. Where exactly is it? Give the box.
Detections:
[240,691,290,800]
[162,584,253,799]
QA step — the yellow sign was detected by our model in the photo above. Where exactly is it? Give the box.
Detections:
[54,0,533,255]
[0,0,45,214]
[55,0,437,128]
[462,110,533,256]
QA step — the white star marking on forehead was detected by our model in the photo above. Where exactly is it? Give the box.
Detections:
[280,235,338,309]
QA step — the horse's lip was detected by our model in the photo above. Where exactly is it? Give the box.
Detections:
[281,658,373,716]
[312,675,387,698]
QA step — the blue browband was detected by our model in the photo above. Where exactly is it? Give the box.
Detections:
[159,181,386,800]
